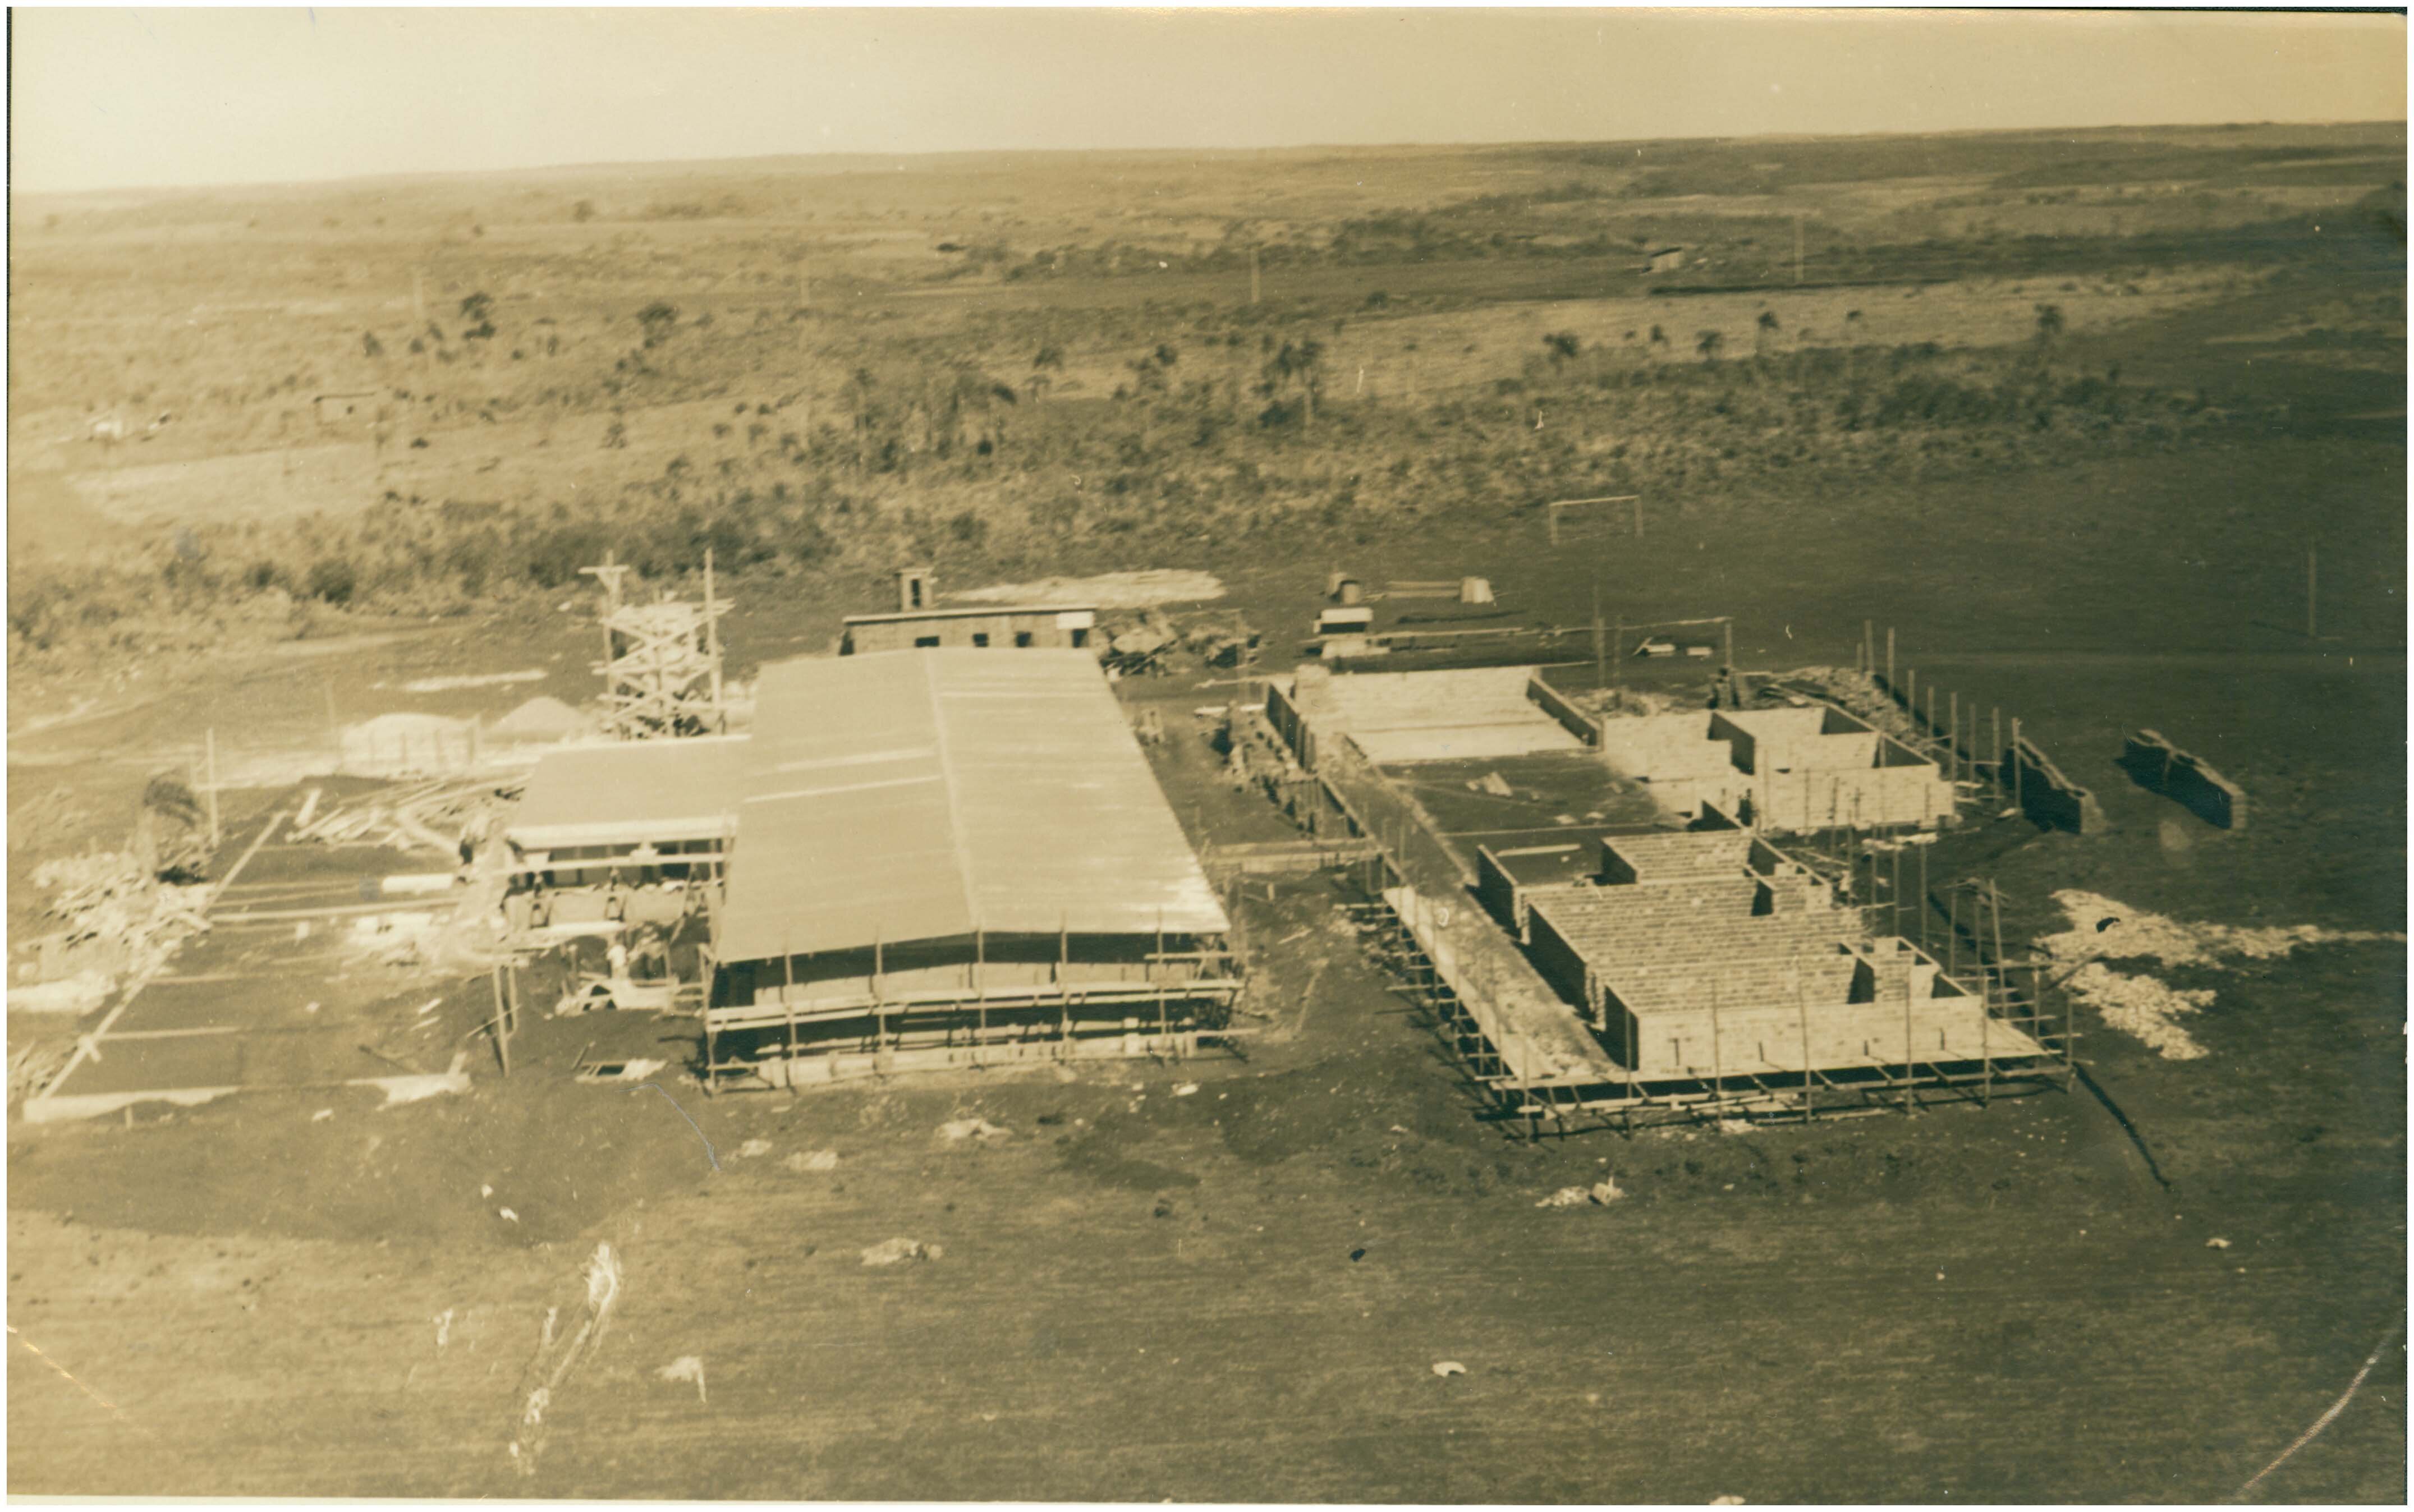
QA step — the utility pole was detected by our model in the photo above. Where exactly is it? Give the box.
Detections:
[1591,582,1607,690]
[704,548,726,728]
[1885,627,1896,690]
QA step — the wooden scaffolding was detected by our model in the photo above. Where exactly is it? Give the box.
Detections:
[581,550,731,739]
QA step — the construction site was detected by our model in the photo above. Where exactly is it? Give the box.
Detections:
[6,510,2394,1508]
[17,553,2086,1134]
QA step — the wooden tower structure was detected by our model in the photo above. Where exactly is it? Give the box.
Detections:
[580,550,731,739]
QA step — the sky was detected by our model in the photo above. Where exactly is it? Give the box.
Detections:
[10,6,2407,195]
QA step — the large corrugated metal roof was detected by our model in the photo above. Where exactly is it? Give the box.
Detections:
[508,737,746,850]
[715,649,1227,963]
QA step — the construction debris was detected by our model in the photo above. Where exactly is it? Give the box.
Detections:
[23,850,213,994]
[861,1237,943,1267]
[655,1355,709,1404]
[1431,1361,1467,1378]
[937,1118,1012,1143]
[7,971,116,1017]
[287,776,516,856]
[8,1041,76,1104]
[1536,1179,1626,1208]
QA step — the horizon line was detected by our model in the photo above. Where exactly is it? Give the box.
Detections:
[14,115,2407,204]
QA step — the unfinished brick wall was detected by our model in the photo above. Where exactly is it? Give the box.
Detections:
[2120,729,2247,830]
[2005,736,2107,834]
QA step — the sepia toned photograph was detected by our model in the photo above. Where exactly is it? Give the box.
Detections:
[6,4,2406,1501]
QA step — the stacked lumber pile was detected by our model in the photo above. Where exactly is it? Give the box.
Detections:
[288,778,521,855]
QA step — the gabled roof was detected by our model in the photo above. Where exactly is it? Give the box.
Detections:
[714,649,1226,963]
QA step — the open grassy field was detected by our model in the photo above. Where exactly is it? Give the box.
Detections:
[8,120,2404,1500]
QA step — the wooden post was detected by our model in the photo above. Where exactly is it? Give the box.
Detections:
[1885,627,1895,691]
[1722,617,1734,672]
[1591,581,1606,689]
[1980,969,1993,1107]
[976,925,988,1064]
[704,546,726,727]
[2011,716,2024,814]
[1925,686,1936,745]
[1709,974,1723,1096]
[1795,960,1815,1122]
[1917,842,1929,950]
[1611,618,1624,688]
[1861,619,1874,675]
[1907,667,1917,716]
[873,926,886,1062]
[782,934,798,1069]
[491,964,511,1077]
[1948,692,1959,781]
[204,728,222,850]
[1892,845,1904,939]
[1902,947,1917,1115]
[1992,707,2003,781]
[1059,912,1072,1049]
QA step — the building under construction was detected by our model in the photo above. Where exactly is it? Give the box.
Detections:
[704,649,1237,1083]
[505,646,1240,1084]
[1253,660,2070,1131]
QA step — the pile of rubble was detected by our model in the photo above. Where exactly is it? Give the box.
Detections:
[1760,665,1931,744]
[1099,608,1259,677]
[13,849,215,1009]
[1567,685,1688,719]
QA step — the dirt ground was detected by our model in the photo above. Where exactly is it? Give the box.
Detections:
[11,650,2405,1500]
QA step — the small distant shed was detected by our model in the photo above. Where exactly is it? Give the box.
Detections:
[1645,246,1686,274]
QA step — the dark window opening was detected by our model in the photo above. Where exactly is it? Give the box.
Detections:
[971,632,990,647]
[915,635,941,648]
[1013,631,1034,648]
[1070,627,1089,649]
[908,578,926,608]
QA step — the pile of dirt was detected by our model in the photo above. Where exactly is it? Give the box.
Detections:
[948,569,1225,610]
